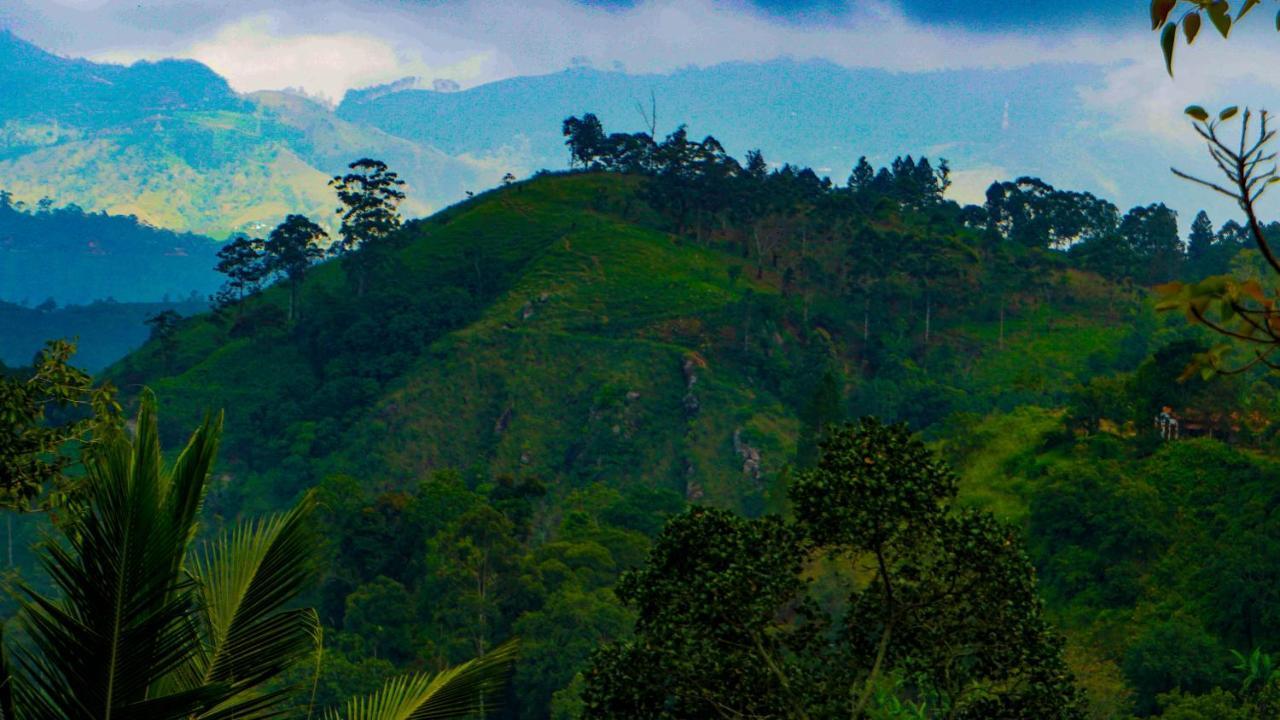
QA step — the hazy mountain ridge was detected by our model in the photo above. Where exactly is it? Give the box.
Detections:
[0,32,499,238]
[0,31,1201,246]
[0,197,219,305]
[0,30,243,128]
[0,297,207,371]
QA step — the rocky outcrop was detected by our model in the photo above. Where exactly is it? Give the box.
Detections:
[733,428,762,483]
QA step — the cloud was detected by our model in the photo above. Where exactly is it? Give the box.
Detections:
[947,164,1005,206]
[11,0,1280,225]
[11,0,1146,99]
[86,11,502,103]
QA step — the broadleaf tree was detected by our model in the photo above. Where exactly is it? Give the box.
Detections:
[1151,1,1280,375]
[263,214,327,323]
[330,159,406,297]
[582,418,1085,719]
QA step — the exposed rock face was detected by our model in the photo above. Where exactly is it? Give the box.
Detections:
[733,428,762,482]
[681,355,702,418]
[494,406,513,435]
[683,392,701,417]
[684,458,704,500]
[681,356,699,388]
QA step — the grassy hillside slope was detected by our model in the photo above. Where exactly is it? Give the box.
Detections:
[96,168,1280,718]
[108,172,1137,518]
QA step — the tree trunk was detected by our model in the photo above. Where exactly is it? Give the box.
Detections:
[863,296,870,342]
[924,293,932,345]
[852,549,896,719]
[998,303,1005,349]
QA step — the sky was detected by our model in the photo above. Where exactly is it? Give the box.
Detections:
[3,0,1280,219]
[0,0,1165,102]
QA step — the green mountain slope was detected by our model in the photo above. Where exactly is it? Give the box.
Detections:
[107,171,1137,516]
[112,175,785,511]
[97,163,1280,718]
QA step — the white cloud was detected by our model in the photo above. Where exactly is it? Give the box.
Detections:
[14,0,1280,224]
[16,0,1147,99]
[947,165,1005,206]
[89,13,501,103]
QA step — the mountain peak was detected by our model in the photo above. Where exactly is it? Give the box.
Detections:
[0,32,241,126]
[0,29,62,66]
[340,76,424,106]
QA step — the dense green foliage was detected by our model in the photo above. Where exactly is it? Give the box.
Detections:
[0,393,517,719]
[0,340,119,510]
[585,420,1083,719]
[25,103,1275,718]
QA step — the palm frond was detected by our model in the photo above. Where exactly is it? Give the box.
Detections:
[326,640,519,720]
[10,392,223,719]
[0,624,14,720]
[184,493,323,719]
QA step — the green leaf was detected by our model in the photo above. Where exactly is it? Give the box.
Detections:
[328,640,519,720]
[1151,0,1177,29]
[1276,7,1280,30]
[1220,105,1240,121]
[189,492,322,706]
[1185,104,1210,121]
[1208,0,1232,37]
[1183,12,1202,42]
[1239,0,1262,21]
[1162,22,1177,74]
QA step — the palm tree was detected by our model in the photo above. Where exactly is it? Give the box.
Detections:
[0,392,515,719]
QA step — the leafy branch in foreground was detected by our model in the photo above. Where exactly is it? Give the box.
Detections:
[1151,0,1274,75]
[0,339,121,512]
[1157,107,1280,376]
[325,639,518,720]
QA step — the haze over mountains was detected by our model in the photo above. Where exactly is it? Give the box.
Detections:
[0,28,1245,258]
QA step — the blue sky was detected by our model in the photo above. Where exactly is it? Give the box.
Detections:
[575,0,1140,27]
[896,0,1139,26]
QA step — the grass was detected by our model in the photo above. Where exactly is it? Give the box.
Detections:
[940,405,1064,525]
[106,171,1141,518]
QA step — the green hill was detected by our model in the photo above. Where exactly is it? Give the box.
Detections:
[102,156,1270,717]
[107,167,1148,515]
[112,174,783,510]
[0,196,219,305]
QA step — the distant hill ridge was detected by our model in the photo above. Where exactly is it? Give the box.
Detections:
[0,31,1212,246]
[0,197,219,304]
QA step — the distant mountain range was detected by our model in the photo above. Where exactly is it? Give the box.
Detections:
[0,297,207,372]
[0,31,1219,243]
[0,31,496,239]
